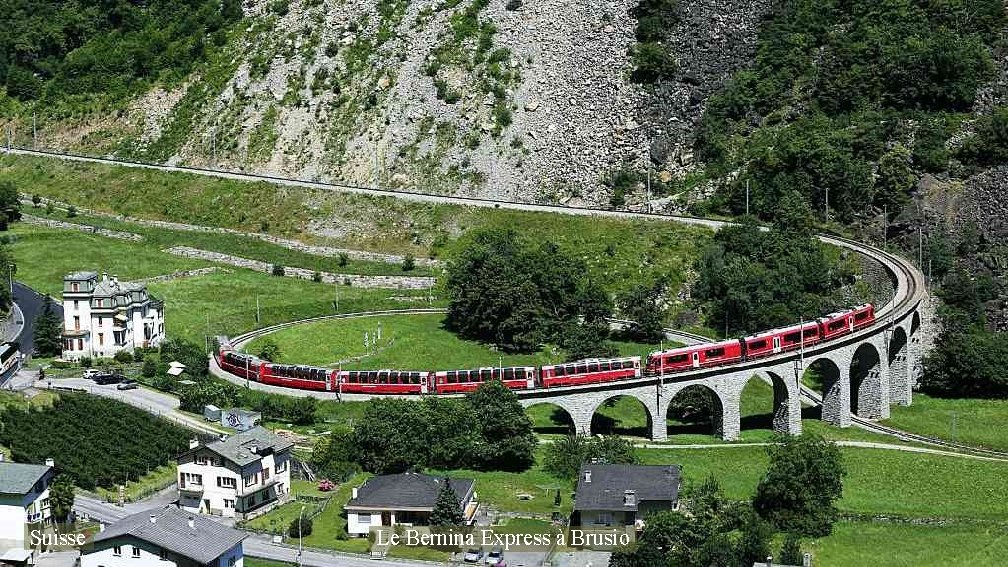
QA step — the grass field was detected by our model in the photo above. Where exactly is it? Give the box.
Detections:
[884,393,1008,451]
[810,521,1008,566]
[638,446,1008,520]
[430,463,572,516]
[95,464,176,503]
[243,312,659,369]
[9,224,434,344]
[1,153,709,296]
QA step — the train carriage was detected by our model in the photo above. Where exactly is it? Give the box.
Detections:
[218,349,261,380]
[337,370,431,394]
[540,356,641,388]
[433,366,536,394]
[260,363,331,391]
[645,340,742,374]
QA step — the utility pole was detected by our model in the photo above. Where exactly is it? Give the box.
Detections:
[917,227,923,268]
[824,185,829,222]
[745,180,750,216]
[255,295,260,325]
[32,112,36,149]
[882,205,888,249]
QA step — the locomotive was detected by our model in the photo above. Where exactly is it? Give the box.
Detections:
[215,304,874,395]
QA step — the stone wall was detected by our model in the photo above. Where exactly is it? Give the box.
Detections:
[21,213,143,241]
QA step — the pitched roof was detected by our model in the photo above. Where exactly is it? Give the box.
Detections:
[92,506,246,563]
[574,464,680,512]
[345,473,474,511]
[0,462,53,495]
[64,271,97,282]
[186,426,293,468]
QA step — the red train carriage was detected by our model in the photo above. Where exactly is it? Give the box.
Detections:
[817,304,875,341]
[218,349,261,380]
[260,363,331,391]
[850,303,875,330]
[433,366,536,394]
[337,370,431,394]
[645,340,742,374]
[540,356,641,388]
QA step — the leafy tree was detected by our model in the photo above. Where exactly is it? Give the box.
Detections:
[401,254,415,272]
[49,475,75,524]
[141,355,160,378]
[753,434,845,536]
[337,252,349,267]
[33,299,63,357]
[0,245,16,311]
[780,532,803,565]
[617,278,668,342]
[256,339,281,362]
[311,271,323,283]
[544,433,637,479]
[430,478,464,527]
[290,396,318,425]
[921,329,1008,398]
[0,180,20,224]
[560,323,617,362]
[957,106,1008,167]
[445,228,611,353]
[66,205,77,218]
[32,194,42,208]
[160,337,208,377]
[631,42,676,83]
[271,264,285,277]
[178,380,235,413]
[288,516,313,538]
[353,399,429,473]
[464,380,537,470]
[875,144,915,214]
[311,427,360,482]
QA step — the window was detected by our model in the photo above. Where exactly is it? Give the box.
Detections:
[224,499,235,509]
[667,354,688,364]
[359,513,371,525]
[749,340,767,350]
[98,333,104,346]
[594,512,612,525]
[72,283,79,292]
[182,473,202,486]
[132,547,141,558]
[244,473,257,487]
[275,460,287,474]
[263,467,270,481]
[113,547,122,557]
[217,476,236,489]
[41,498,50,510]
[195,456,208,466]
[74,300,79,310]
[73,316,80,330]
[704,347,725,358]
[77,339,83,350]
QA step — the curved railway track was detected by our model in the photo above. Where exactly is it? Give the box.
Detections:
[11,147,998,456]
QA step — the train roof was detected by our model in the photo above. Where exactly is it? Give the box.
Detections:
[652,340,736,356]
[542,355,640,367]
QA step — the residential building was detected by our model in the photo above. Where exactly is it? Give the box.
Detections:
[571,464,680,528]
[175,427,293,519]
[80,506,246,567]
[345,472,478,536]
[0,458,55,565]
[62,272,165,361]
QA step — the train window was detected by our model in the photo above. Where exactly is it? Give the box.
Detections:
[576,364,588,374]
[807,327,819,336]
[503,368,514,380]
[552,366,564,376]
[855,311,869,321]
[587,362,600,372]
[668,354,688,364]
[784,332,801,343]
[480,369,492,381]
[749,340,766,349]
[599,361,610,371]
[705,348,725,358]
[378,371,388,382]
[446,371,456,383]
[829,321,845,331]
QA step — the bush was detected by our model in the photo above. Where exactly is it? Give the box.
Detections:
[257,339,281,363]
[32,194,41,207]
[45,202,55,215]
[141,355,159,378]
[113,350,134,364]
[312,271,323,283]
[79,357,92,368]
[337,252,349,267]
[287,516,312,538]
[66,205,77,218]
[271,264,285,277]
[401,254,415,272]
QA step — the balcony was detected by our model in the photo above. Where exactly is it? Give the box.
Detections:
[239,475,278,497]
[179,482,204,494]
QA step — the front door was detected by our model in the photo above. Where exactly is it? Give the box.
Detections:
[691,352,700,368]
[203,499,211,513]
[772,336,782,353]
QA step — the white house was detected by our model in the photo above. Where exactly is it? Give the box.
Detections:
[176,427,293,519]
[81,506,246,567]
[344,473,478,536]
[61,272,165,361]
[0,459,55,565]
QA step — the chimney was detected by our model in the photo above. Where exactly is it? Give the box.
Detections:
[189,438,199,450]
[352,487,358,499]
[584,470,591,483]
[0,453,5,462]
[102,272,108,282]
[623,490,636,507]
[765,555,772,567]
[45,458,55,468]
[187,516,195,530]
[149,514,157,524]
[249,444,258,455]
[803,553,812,567]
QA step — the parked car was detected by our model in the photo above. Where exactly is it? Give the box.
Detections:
[116,380,138,390]
[82,369,100,380]
[484,549,503,565]
[463,549,483,563]
[94,372,125,385]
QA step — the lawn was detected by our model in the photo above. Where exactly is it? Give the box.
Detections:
[1,153,710,296]
[809,521,1008,566]
[244,560,294,567]
[430,464,572,517]
[883,393,1008,451]
[96,464,176,503]
[637,445,1008,520]
[243,312,658,370]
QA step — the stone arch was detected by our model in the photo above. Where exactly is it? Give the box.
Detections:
[525,402,575,435]
[888,326,910,405]
[741,372,800,436]
[804,358,847,427]
[849,342,886,419]
[589,395,653,438]
[665,384,725,438]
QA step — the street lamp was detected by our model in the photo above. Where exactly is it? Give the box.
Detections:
[297,505,306,567]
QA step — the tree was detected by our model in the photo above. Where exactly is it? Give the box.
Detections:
[0,245,16,311]
[875,144,915,214]
[445,228,611,353]
[271,264,285,277]
[33,299,62,357]
[141,354,160,378]
[544,433,637,478]
[49,474,75,524]
[401,253,415,272]
[311,427,360,482]
[0,180,20,224]
[779,532,803,565]
[288,516,313,538]
[337,252,349,267]
[753,434,845,536]
[311,271,323,283]
[561,322,617,362]
[429,478,463,526]
[464,380,537,471]
[160,337,208,378]
[617,279,668,342]
[256,339,281,362]
[921,329,1008,398]
[290,396,318,425]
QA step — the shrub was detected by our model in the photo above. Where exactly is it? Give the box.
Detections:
[312,271,323,283]
[287,516,312,538]
[32,194,41,207]
[80,357,92,368]
[113,350,134,363]
[45,202,55,215]
[141,355,159,378]
[337,252,349,267]
[401,254,415,272]
[66,205,77,218]
[271,264,285,277]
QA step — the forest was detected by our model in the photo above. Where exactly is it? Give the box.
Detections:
[0,0,243,102]
[0,393,190,490]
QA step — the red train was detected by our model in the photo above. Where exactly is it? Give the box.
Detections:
[215,304,875,395]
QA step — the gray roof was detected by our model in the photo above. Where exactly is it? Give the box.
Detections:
[64,271,97,281]
[92,506,246,563]
[187,426,294,468]
[0,462,53,495]
[574,464,680,512]
[93,279,145,297]
[346,473,474,511]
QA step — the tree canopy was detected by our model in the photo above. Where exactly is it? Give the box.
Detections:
[33,298,63,357]
[444,228,611,353]
[543,433,637,479]
[430,478,464,527]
